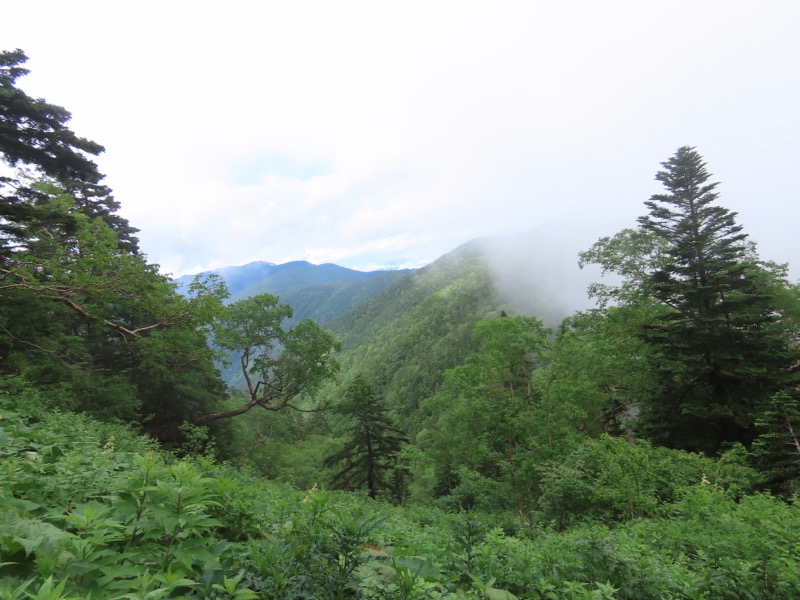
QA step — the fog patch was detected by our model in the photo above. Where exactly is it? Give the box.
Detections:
[475,220,607,327]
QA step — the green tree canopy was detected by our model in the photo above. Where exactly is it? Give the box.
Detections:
[0,182,229,430]
[197,294,341,428]
[0,48,137,256]
[419,315,577,518]
[578,228,668,308]
[1,52,231,437]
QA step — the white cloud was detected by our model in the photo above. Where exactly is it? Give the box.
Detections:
[2,1,799,277]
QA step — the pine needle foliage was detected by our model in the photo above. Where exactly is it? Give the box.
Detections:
[324,376,408,500]
[634,146,796,452]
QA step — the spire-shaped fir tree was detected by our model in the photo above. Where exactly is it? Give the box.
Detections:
[635,146,794,453]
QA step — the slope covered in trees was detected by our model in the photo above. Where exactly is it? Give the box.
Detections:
[326,244,501,424]
[179,261,414,390]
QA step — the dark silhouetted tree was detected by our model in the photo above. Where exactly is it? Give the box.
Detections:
[633,146,794,452]
[324,376,408,499]
[0,48,138,256]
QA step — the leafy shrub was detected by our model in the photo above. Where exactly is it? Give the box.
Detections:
[2,394,798,600]
[537,434,759,528]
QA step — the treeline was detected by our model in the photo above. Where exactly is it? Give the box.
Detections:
[256,145,800,518]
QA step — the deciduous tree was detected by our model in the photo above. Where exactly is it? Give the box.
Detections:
[192,294,340,429]
[0,182,229,427]
[420,316,572,519]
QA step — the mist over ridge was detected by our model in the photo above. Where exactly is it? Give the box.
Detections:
[470,225,599,326]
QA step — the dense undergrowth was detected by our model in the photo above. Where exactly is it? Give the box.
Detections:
[3,395,800,599]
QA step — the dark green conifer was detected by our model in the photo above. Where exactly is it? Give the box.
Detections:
[0,48,138,255]
[636,146,792,452]
[324,376,408,499]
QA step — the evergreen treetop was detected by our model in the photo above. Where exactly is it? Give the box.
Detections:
[638,145,749,314]
[634,146,795,452]
[0,48,138,255]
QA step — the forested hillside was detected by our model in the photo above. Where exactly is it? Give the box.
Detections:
[326,244,500,423]
[4,49,800,599]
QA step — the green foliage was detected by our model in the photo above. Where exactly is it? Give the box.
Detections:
[0,399,248,598]
[0,182,230,435]
[276,270,414,325]
[324,376,409,500]
[534,305,665,438]
[753,390,800,494]
[328,250,497,427]
[1,53,234,439]
[422,315,576,519]
[6,58,800,599]
[634,149,797,452]
[0,49,137,256]
[201,293,340,427]
[4,392,800,599]
[537,435,760,528]
[582,147,800,454]
[578,228,668,308]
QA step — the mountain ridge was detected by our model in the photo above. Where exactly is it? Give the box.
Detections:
[175,260,416,311]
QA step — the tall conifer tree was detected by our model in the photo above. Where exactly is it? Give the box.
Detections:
[324,376,408,500]
[0,49,138,255]
[636,146,791,452]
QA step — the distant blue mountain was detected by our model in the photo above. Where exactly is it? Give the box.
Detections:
[230,261,390,301]
[175,260,415,324]
[175,260,417,388]
[175,261,278,296]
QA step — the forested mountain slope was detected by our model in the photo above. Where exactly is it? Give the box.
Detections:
[260,269,415,326]
[230,261,412,303]
[8,47,800,598]
[180,228,593,406]
[176,262,412,390]
[325,242,502,424]
[320,228,596,425]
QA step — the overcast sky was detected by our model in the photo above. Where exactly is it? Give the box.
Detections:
[3,1,799,277]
